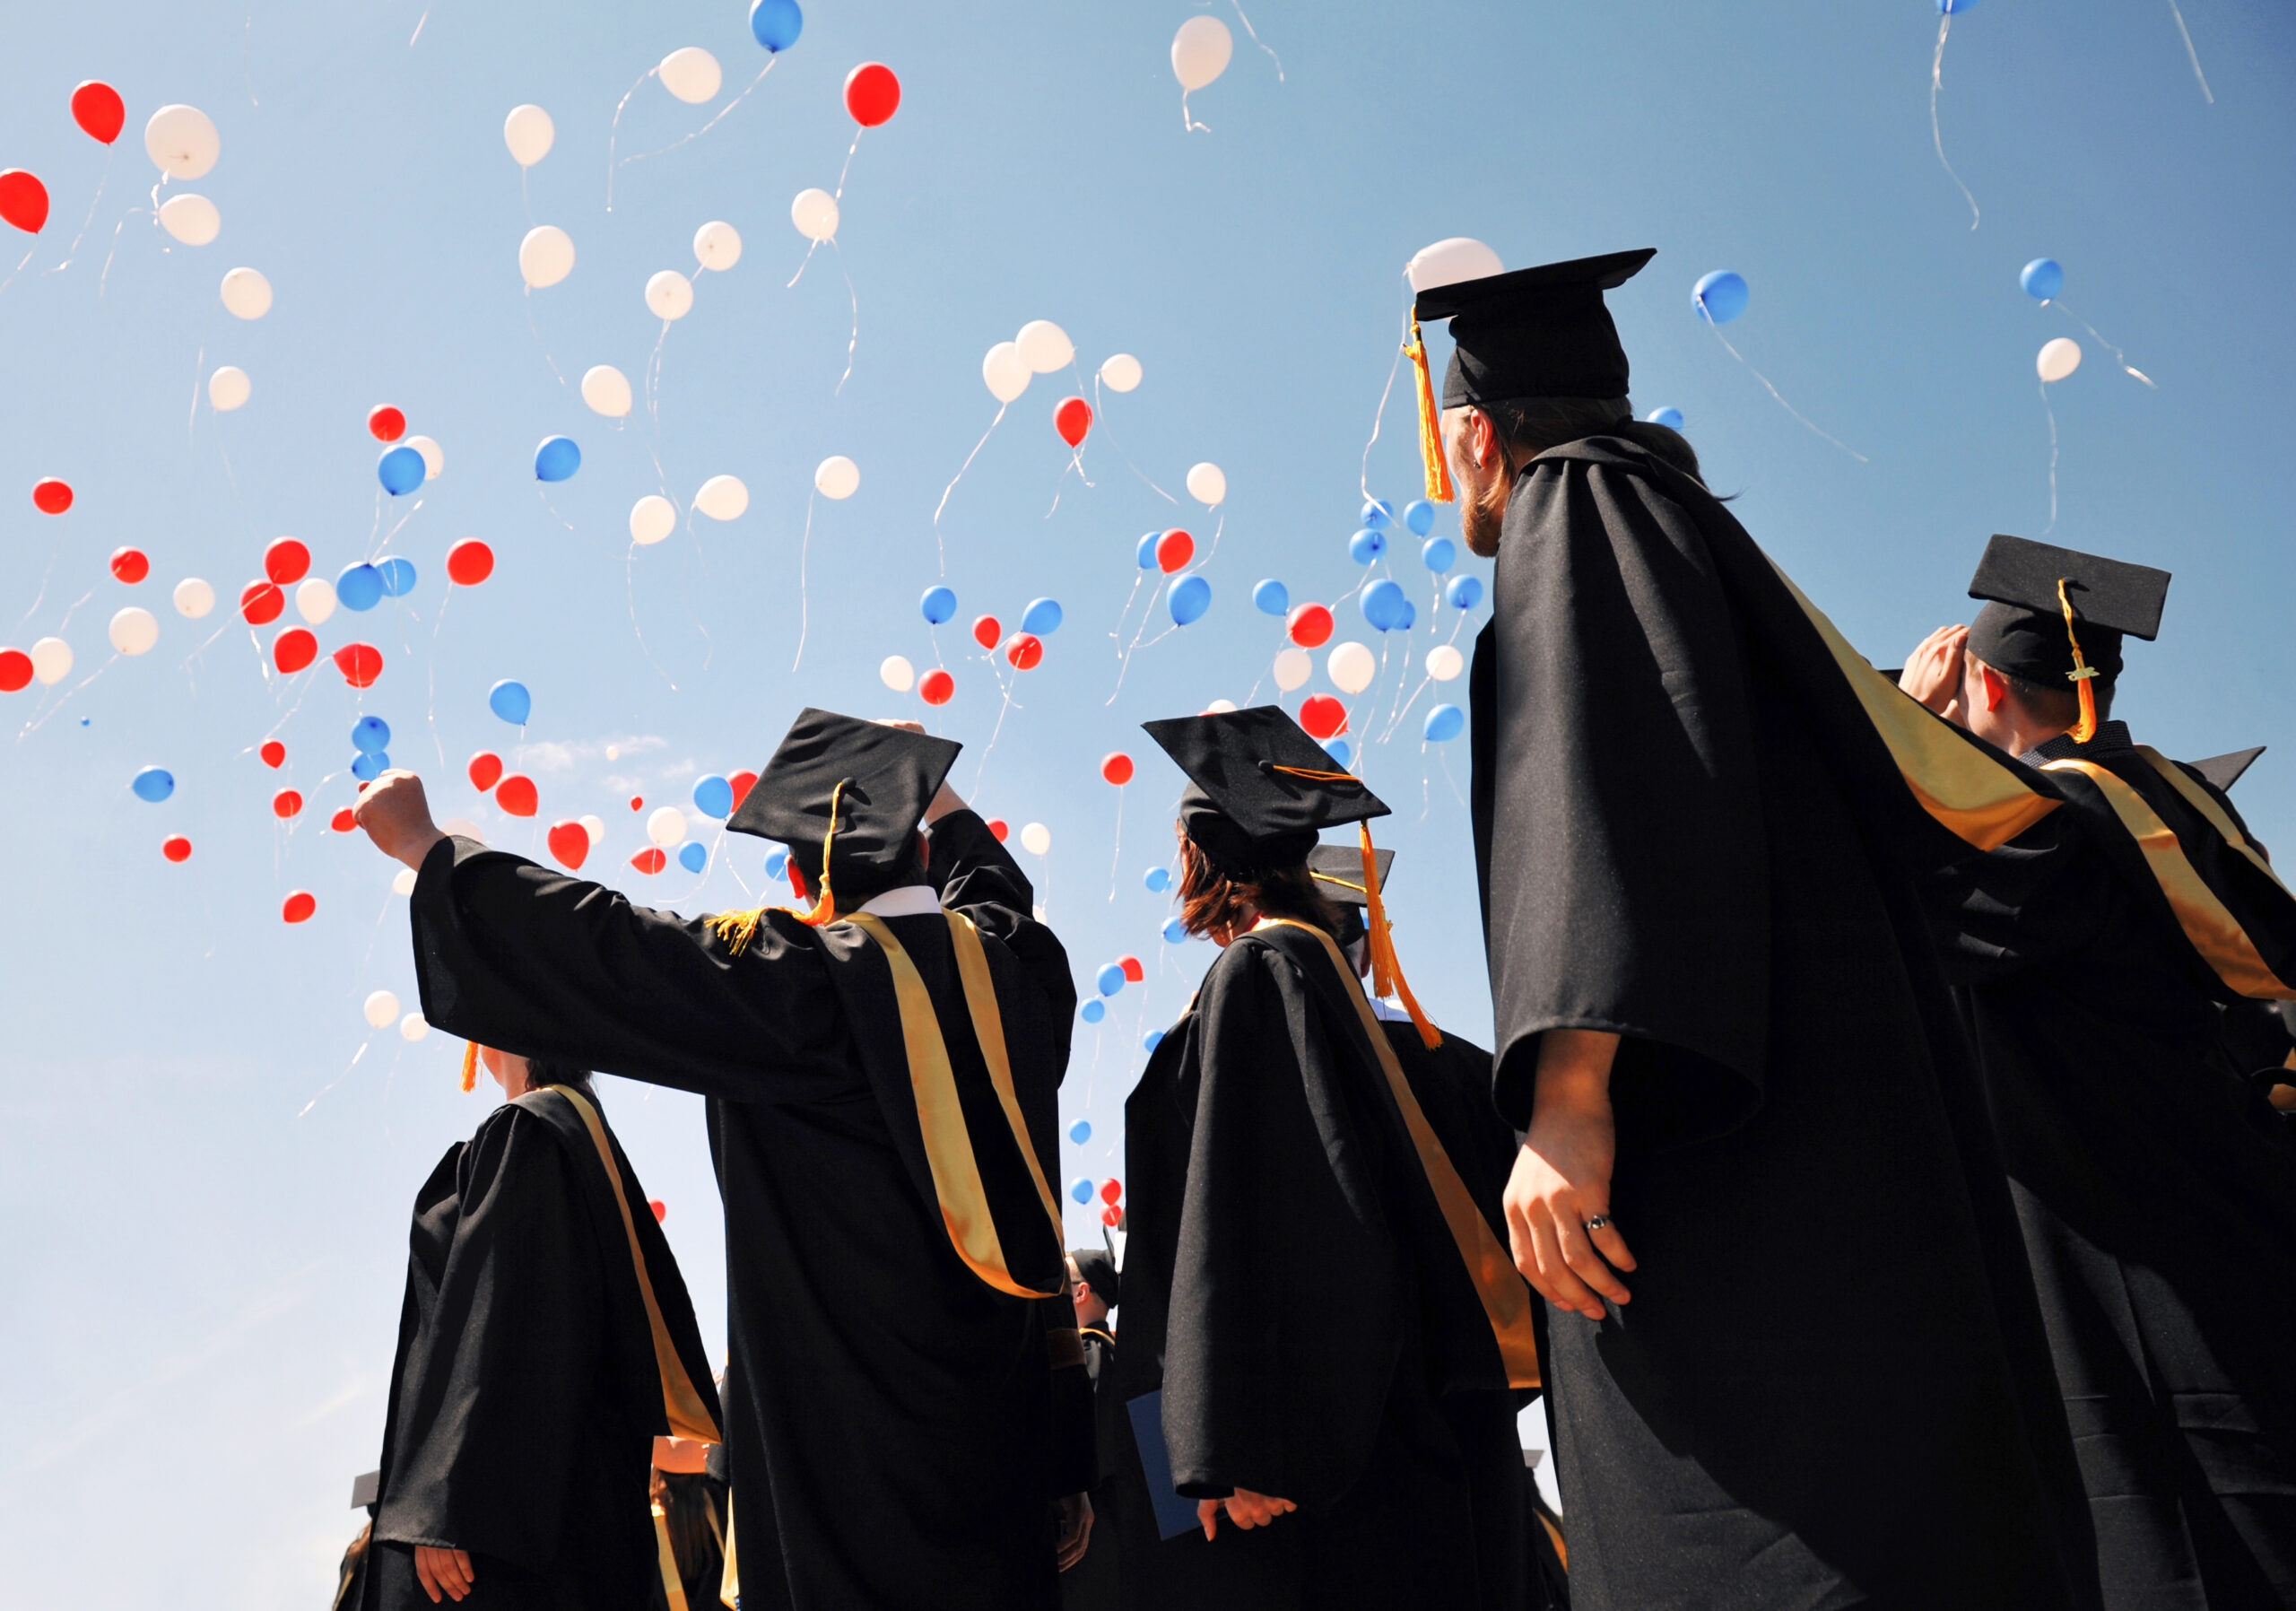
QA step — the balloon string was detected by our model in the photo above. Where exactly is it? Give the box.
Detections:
[787,236,822,289]
[1107,572,1147,659]
[831,243,859,396]
[54,584,98,637]
[1107,787,1125,902]
[1106,578,1171,703]
[10,529,66,634]
[620,58,777,170]
[44,147,114,275]
[297,1038,370,1119]
[1929,15,1980,231]
[408,5,429,44]
[624,543,680,694]
[1196,509,1228,569]
[1360,279,1409,502]
[523,290,572,394]
[792,491,816,672]
[970,670,1022,797]
[933,402,1007,557]
[2040,379,2061,535]
[832,126,865,201]
[604,67,657,212]
[95,205,152,299]
[2049,300,2156,388]
[1701,319,1868,462]
[2164,0,2213,103]
[18,651,115,738]
[243,6,260,106]
[1229,0,1284,80]
[1086,373,1178,504]
[0,241,36,299]
[1180,87,1207,135]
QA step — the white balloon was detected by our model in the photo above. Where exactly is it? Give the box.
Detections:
[981,341,1031,404]
[2037,337,2083,384]
[30,637,72,684]
[295,578,337,625]
[630,494,677,545]
[503,104,555,167]
[694,475,750,520]
[392,866,418,896]
[580,364,632,417]
[1425,643,1465,682]
[1202,698,1239,714]
[1019,822,1053,857]
[157,193,221,246]
[579,814,606,849]
[1015,319,1074,374]
[206,365,250,411]
[658,47,723,104]
[646,269,694,320]
[1099,353,1143,393]
[647,806,688,849]
[406,434,445,480]
[790,187,839,243]
[1186,462,1227,506]
[1405,237,1504,294]
[1328,640,1378,694]
[1272,646,1311,691]
[144,104,221,180]
[693,220,743,271]
[439,816,486,844]
[880,655,916,692]
[1171,16,1234,91]
[172,577,215,619]
[399,1011,430,1041]
[363,989,401,1029]
[519,225,575,289]
[220,266,273,319]
[814,456,860,500]
[109,607,159,657]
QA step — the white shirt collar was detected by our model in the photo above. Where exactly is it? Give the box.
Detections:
[857,884,943,919]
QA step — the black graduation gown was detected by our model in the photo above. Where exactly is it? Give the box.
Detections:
[361,1085,720,1611]
[405,808,1089,1611]
[1058,1321,1136,1611]
[1925,723,2296,1608]
[1111,922,1532,1611]
[1469,434,2099,1610]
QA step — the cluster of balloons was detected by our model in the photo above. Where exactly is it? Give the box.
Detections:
[371,404,445,494]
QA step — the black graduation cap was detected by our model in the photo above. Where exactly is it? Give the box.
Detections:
[1141,706,1388,877]
[2191,746,2266,793]
[1306,842,1394,907]
[1070,1246,1120,1311]
[727,708,959,893]
[1413,248,1657,408]
[1965,534,2170,688]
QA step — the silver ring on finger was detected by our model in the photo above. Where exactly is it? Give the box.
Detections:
[1583,1214,1612,1233]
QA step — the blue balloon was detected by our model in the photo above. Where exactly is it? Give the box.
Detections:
[1646,406,1685,430]
[749,0,803,50]
[1693,270,1749,325]
[1144,865,1172,893]
[1395,599,1416,631]
[764,846,789,879]
[1421,536,1456,573]
[2021,257,2063,301]
[1069,1175,1095,1204]
[1321,737,1352,767]
[1423,703,1465,743]
[1095,962,1126,997]
[1136,531,1161,569]
[1939,0,1979,12]
[1348,527,1387,565]
[375,556,417,597]
[336,562,385,613]
[1161,916,1189,944]
[1252,578,1290,617]
[1022,597,1063,635]
[1143,1029,1165,1053]
[919,585,957,624]
[351,716,391,754]
[1069,1120,1092,1144]
[1404,499,1437,536]
[351,750,387,781]
[1447,574,1484,611]
[489,679,533,726]
[377,445,425,495]
[1169,574,1211,626]
[534,435,581,483]
[130,765,175,803]
[1080,999,1106,1024]
[1361,498,1393,530]
[692,774,735,819]
[679,840,709,874]
[1360,578,1408,631]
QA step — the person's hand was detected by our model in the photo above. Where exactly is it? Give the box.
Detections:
[653,1433,711,1474]
[1504,1030,1634,1321]
[1052,1493,1093,1571]
[1899,625,1969,721]
[1197,1489,1297,1540]
[413,1546,474,1604]
[356,771,448,871]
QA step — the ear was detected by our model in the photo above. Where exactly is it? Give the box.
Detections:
[1978,662,2010,713]
[1469,407,1499,468]
[786,860,810,901]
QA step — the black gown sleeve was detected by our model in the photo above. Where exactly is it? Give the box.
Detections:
[926,807,1078,1071]
[1920,813,2119,986]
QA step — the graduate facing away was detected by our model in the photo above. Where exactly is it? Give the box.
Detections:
[355,710,1093,1611]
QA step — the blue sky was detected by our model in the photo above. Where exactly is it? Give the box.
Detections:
[3,1,2291,1602]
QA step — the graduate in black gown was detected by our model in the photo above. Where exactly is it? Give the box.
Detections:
[361,1049,721,1611]
[1110,707,1542,1611]
[1057,1247,1135,1611]
[1898,537,2296,1608]
[352,710,1093,1611]
[1426,250,2100,1609]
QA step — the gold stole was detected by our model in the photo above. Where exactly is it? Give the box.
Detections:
[651,1502,690,1611]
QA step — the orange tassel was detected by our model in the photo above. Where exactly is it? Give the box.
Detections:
[2056,578,2100,745]
[711,779,848,956]
[1406,312,1456,505]
[1357,823,1440,1049]
[459,1041,479,1093]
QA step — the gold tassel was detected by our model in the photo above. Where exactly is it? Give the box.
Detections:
[1406,312,1456,505]
[460,1041,480,1093]
[1358,823,1440,1049]
[2056,578,2100,745]
[710,779,848,957]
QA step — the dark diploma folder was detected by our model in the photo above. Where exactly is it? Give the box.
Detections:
[1126,1389,1204,1540]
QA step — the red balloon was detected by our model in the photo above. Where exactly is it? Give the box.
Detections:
[368,405,406,442]
[1100,752,1134,786]
[729,769,759,810]
[330,806,356,832]
[918,667,955,706]
[546,820,589,869]
[1099,1177,1123,1204]
[648,1197,668,1223]
[1054,396,1092,448]
[631,847,667,875]
[466,751,503,792]
[630,796,644,811]
[334,642,384,688]
[260,739,286,768]
[495,773,538,817]
[1286,602,1334,649]
[273,788,303,819]
[161,834,193,863]
[0,170,49,234]
[843,62,901,127]
[1100,1204,1122,1228]
[264,536,310,586]
[71,82,126,144]
[1004,631,1043,671]
[282,890,317,924]
[240,579,284,625]
[1155,529,1194,573]
[446,538,494,587]
[971,614,1001,650]
[0,649,31,692]
[985,817,1009,841]
[31,478,73,515]
[272,627,317,675]
[109,546,148,584]
[1298,693,1348,739]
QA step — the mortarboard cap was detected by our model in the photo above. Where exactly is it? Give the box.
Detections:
[1965,535,2170,742]
[1071,1247,1120,1311]
[2190,746,2266,794]
[1141,706,1388,877]
[1414,248,1657,410]
[727,708,959,896]
[1306,841,1394,907]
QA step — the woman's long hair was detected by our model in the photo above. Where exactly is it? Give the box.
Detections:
[1173,827,1347,945]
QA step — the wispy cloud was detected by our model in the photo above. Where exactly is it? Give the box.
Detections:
[522,734,666,774]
